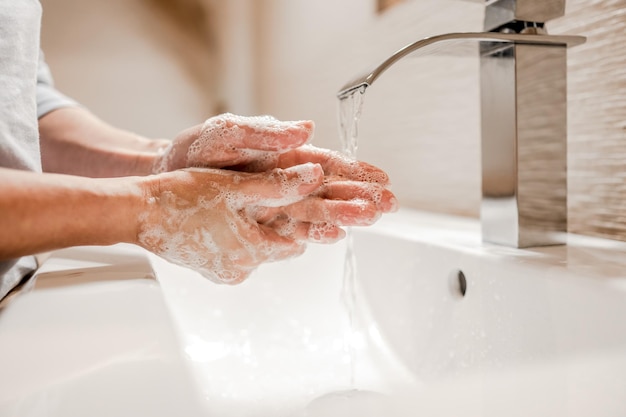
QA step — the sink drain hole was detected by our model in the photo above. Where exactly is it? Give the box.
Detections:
[449,269,467,298]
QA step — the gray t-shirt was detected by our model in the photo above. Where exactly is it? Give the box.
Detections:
[1,0,78,300]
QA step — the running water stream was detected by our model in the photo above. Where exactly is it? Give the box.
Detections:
[303,87,392,416]
[337,86,366,386]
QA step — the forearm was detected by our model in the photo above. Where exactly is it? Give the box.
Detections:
[0,168,146,259]
[39,107,169,177]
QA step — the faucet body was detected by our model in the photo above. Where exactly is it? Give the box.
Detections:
[338,0,584,248]
[481,0,570,247]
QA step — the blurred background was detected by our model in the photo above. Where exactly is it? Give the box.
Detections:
[40,0,626,241]
[40,0,388,141]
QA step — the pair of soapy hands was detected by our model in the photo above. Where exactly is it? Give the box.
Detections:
[138,114,397,284]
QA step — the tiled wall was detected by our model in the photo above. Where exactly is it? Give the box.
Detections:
[551,0,626,240]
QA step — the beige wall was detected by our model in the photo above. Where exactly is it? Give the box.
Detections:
[551,0,626,240]
[40,0,217,140]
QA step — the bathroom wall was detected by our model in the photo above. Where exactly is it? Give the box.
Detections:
[252,0,626,242]
[551,0,626,240]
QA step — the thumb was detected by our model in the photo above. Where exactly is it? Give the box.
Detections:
[239,163,324,206]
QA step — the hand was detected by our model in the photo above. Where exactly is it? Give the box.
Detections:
[252,169,397,240]
[154,113,398,221]
[138,163,351,284]
[155,113,391,186]
[153,113,314,173]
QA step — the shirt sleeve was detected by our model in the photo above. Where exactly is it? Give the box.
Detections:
[36,51,80,119]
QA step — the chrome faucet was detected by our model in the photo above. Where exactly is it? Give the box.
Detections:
[338,0,585,248]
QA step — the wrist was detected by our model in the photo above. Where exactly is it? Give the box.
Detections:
[111,175,158,247]
[131,171,177,250]
[147,139,173,174]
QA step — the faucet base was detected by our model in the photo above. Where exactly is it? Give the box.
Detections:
[481,197,567,248]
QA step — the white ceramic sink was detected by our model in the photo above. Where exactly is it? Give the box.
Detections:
[155,209,626,416]
[1,209,626,416]
[0,245,205,417]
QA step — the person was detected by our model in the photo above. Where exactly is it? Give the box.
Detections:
[0,2,397,300]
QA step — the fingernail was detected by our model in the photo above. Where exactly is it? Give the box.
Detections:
[319,229,346,244]
[337,201,381,226]
[308,223,346,244]
[385,195,399,212]
[293,120,315,144]
[294,120,315,130]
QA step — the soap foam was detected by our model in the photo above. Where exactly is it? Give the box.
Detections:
[298,144,390,185]
[307,222,337,243]
[152,141,176,174]
[187,113,314,168]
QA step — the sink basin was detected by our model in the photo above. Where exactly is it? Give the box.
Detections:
[0,245,205,417]
[2,209,626,416]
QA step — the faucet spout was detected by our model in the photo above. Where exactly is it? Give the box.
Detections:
[337,32,584,100]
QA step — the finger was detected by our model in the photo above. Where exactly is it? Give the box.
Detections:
[240,117,314,152]
[304,222,346,243]
[186,114,314,168]
[266,217,346,243]
[197,265,254,286]
[282,197,381,226]
[155,124,203,172]
[257,224,308,261]
[207,113,314,152]
[237,163,324,206]
[201,218,304,283]
[317,181,398,213]
[276,145,391,185]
